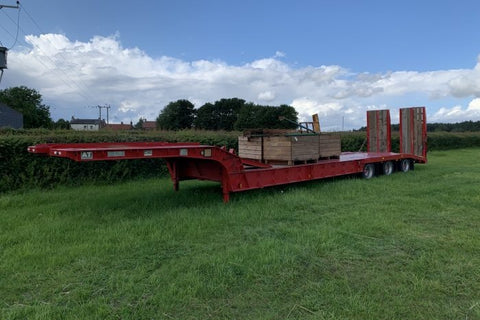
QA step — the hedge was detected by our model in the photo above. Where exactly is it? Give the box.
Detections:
[339,131,480,152]
[1,129,480,193]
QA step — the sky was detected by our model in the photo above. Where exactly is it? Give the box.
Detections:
[1,0,480,130]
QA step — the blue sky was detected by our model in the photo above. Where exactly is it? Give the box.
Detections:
[1,0,480,129]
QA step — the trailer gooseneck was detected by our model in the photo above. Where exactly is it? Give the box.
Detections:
[28,107,427,202]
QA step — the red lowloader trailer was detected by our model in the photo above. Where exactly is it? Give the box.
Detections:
[28,107,427,202]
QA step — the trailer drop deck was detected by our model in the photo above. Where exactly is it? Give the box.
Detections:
[28,107,427,202]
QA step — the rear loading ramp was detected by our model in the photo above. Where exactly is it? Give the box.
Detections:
[400,107,427,161]
[367,109,391,153]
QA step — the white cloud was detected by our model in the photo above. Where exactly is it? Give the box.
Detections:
[430,98,480,123]
[468,98,480,111]
[258,91,275,101]
[4,33,480,127]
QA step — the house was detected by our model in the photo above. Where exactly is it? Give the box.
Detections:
[70,117,106,131]
[105,122,133,131]
[0,103,23,129]
[141,121,157,130]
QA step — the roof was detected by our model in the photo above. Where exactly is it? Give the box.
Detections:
[0,102,22,115]
[105,123,133,131]
[142,121,157,129]
[70,118,105,125]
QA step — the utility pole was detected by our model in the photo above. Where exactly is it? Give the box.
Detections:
[94,104,111,124]
[96,105,102,120]
[0,1,20,83]
[105,104,111,124]
[0,1,19,9]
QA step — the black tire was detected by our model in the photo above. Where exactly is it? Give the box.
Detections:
[399,159,411,173]
[382,161,394,175]
[362,163,375,179]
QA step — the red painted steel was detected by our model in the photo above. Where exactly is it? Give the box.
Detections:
[28,142,426,202]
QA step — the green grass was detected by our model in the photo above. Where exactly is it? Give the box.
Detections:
[1,149,480,319]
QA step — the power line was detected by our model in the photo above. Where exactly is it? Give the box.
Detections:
[91,104,111,123]
[2,2,101,107]
[0,2,20,49]
[8,2,19,49]
[0,20,16,43]
[0,1,20,83]
[17,2,42,34]
[17,3,97,102]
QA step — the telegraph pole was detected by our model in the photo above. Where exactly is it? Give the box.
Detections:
[105,104,111,124]
[0,1,20,83]
[94,104,111,123]
[0,1,19,9]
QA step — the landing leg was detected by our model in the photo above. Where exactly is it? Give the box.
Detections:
[166,159,180,191]
[223,192,230,203]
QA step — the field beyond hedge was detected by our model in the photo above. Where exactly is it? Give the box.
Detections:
[1,129,480,192]
[1,148,479,319]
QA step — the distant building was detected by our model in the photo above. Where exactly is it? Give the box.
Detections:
[105,122,133,131]
[141,121,157,130]
[70,117,106,131]
[0,103,23,129]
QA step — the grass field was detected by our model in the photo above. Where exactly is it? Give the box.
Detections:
[1,149,480,319]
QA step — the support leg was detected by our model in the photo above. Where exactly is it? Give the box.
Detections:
[166,159,179,192]
[223,192,230,203]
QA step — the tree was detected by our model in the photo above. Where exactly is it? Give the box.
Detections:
[156,99,195,130]
[234,103,260,130]
[234,103,298,131]
[53,118,70,130]
[0,86,53,129]
[194,102,217,130]
[194,98,245,131]
[134,117,146,130]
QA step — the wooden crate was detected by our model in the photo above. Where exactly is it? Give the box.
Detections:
[319,134,341,158]
[239,134,338,165]
[263,135,319,164]
[238,136,262,160]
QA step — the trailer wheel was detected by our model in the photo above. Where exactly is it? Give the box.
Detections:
[399,159,411,172]
[382,161,394,175]
[362,163,375,179]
